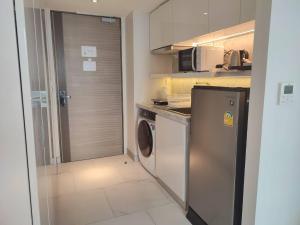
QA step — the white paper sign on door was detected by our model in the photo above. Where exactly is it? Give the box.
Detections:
[83,59,96,72]
[81,46,97,57]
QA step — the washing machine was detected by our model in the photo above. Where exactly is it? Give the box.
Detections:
[137,109,156,177]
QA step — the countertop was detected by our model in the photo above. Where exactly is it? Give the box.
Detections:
[136,103,191,126]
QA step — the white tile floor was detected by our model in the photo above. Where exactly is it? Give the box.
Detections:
[51,155,191,225]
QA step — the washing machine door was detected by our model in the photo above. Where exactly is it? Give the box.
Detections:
[138,120,153,158]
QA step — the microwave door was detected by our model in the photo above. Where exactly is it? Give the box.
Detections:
[179,48,194,72]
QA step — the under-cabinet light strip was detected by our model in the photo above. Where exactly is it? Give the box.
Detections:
[192,29,255,47]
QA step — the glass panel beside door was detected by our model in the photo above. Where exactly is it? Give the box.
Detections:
[20,1,55,224]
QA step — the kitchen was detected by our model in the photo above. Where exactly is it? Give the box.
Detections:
[2,0,299,225]
[134,1,254,224]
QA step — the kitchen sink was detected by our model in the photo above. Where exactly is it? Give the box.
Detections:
[168,107,192,116]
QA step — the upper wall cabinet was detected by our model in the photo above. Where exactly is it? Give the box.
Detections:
[240,0,256,23]
[209,0,241,32]
[172,0,209,44]
[150,0,256,50]
[150,1,174,50]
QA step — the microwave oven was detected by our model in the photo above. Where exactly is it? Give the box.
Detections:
[178,46,224,72]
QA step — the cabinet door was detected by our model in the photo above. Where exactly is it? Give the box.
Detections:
[150,1,173,50]
[172,0,209,43]
[209,0,241,32]
[240,0,256,23]
[156,115,187,202]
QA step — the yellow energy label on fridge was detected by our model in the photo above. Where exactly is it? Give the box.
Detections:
[224,111,234,127]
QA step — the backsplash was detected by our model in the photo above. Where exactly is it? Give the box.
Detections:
[217,33,254,61]
[149,32,253,100]
[147,77,172,102]
[150,76,251,100]
[171,77,251,95]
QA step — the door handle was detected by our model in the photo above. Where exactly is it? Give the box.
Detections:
[59,90,71,107]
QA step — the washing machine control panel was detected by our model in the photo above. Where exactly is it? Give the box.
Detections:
[139,109,156,121]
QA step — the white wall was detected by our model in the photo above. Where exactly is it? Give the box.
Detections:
[125,11,171,157]
[125,13,136,156]
[133,11,172,102]
[121,17,128,155]
[0,1,32,225]
[243,0,300,224]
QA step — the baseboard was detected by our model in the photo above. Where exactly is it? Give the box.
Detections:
[156,177,187,210]
[127,148,138,162]
[186,207,207,225]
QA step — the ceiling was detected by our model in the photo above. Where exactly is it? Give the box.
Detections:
[44,0,166,17]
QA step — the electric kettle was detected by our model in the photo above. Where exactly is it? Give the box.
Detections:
[223,49,250,70]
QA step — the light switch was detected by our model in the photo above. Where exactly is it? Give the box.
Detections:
[81,46,97,57]
[278,82,295,105]
[83,59,96,72]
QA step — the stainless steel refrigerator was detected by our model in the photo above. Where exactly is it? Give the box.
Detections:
[187,86,250,225]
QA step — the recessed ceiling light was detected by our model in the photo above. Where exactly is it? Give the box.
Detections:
[91,0,98,3]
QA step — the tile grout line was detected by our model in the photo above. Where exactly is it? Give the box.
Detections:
[103,187,119,218]
[52,155,186,225]
[145,210,158,225]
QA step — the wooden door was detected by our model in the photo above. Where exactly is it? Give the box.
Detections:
[54,13,123,162]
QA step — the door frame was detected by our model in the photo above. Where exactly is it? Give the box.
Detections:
[46,10,126,162]
[44,9,61,164]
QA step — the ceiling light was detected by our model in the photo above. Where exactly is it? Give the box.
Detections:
[91,0,98,3]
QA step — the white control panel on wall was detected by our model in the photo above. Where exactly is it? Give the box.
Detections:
[278,82,295,105]
[83,59,96,72]
[81,46,97,57]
